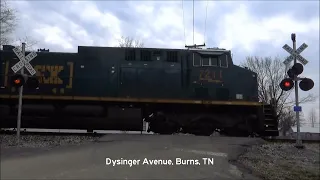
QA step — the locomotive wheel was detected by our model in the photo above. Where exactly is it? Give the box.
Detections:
[221,128,250,137]
[182,118,215,136]
[148,120,180,135]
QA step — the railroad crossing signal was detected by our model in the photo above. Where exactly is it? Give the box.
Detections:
[10,74,25,87]
[10,43,39,146]
[280,62,314,92]
[299,78,314,91]
[282,43,309,65]
[10,47,39,88]
[280,41,314,92]
[279,78,294,91]
[287,63,303,78]
[11,47,37,75]
[10,74,39,88]
[280,33,314,148]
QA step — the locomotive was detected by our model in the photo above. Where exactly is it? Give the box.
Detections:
[0,45,279,137]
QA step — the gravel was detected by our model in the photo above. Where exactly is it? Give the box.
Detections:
[238,142,320,180]
[0,134,101,148]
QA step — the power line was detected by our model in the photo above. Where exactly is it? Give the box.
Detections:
[181,0,186,46]
[193,0,195,45]
[203,0,208,45]
[185,0,205,49]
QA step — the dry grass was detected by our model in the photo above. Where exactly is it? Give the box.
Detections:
[238,142,320,180]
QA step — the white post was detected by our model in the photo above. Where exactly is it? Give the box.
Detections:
[292,34,303,148]
[16,42,26,145]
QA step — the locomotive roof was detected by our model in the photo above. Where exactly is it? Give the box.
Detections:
[78,45,230,53]
[1,44,231,55]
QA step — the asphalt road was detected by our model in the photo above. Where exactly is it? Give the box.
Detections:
[1,134,264,180]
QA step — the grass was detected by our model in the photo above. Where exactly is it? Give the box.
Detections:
[238,142,320,180]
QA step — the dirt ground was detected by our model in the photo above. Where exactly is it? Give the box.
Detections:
[238,142,320,180]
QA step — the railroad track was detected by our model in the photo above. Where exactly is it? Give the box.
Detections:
[2,129,319,144]
[263,138,320,143]
[0,130,106,137]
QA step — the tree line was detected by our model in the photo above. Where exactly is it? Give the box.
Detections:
[1,0,318,135]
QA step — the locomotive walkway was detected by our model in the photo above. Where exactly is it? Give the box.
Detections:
[1,134,263,180]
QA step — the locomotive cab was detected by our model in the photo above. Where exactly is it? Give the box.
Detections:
[187,48,258,102]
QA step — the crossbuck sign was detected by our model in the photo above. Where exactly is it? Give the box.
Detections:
[282,43,309,65]
[11,47,38,76]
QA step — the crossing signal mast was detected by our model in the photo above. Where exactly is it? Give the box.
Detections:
[280,33,314,148]
[8,43,39,145]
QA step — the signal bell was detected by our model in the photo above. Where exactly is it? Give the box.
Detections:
[280,78,294,91]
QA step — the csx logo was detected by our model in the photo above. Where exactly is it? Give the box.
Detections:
[34,65,64,85]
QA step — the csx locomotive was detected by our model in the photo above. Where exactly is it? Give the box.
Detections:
[0,45,279,137]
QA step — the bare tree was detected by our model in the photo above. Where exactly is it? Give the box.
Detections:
[0,0,37,51]
[308,108,317,127]
[14,35,39,51]
[0,0,17,46]
[279,106,305,136]
[118,36,144,48]
[241,56,316,135]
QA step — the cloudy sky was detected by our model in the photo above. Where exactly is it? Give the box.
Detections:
[8,0,320,124]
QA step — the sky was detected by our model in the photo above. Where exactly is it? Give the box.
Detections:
[7,0,320,125]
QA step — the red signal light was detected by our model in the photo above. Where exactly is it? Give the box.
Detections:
[284,81,291,87]
[14,79,21,84]
[10,74,25,87]
[279,78,294,91]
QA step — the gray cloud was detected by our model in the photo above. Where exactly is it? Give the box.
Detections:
[246,1,319,22]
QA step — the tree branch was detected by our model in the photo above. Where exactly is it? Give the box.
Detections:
[118,36,144,48]
[0,0,17,46]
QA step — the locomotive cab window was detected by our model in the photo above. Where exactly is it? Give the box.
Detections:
[167,51,178,62]
[211,57,218,66]
[153,50,161,56]
[125,49,136,61]
[220,54,228,68]
[201,56,218,66]
[202,57,210,66]
[192,53,201,66]
[141,50,152,61]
